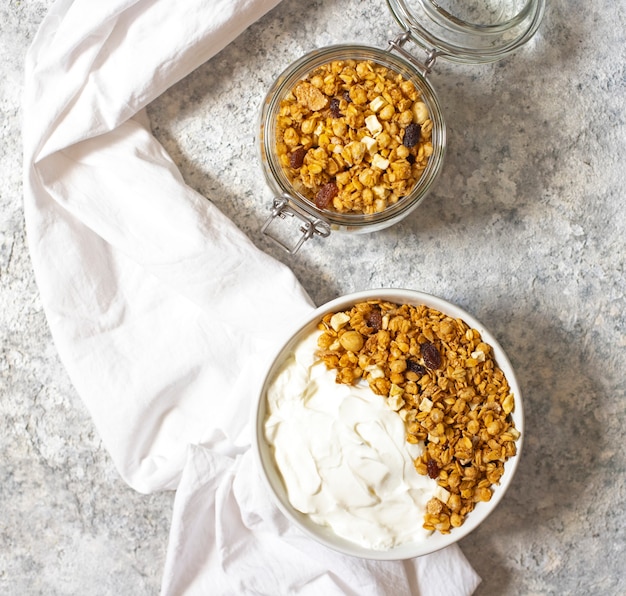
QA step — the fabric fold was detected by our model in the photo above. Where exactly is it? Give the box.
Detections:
[22,0,481,593]
[161,446,481,596]
[24,0,311,493]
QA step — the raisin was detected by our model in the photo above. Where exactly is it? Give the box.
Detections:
[329,97,342,118]
[342,90,352,103]
[403,123,421,148]
[315,182,339,209]
[366,307,383,331]
[406,153,416,165]
[289,147,307,169]
[426,459,440,479]
[406,359,427,376]
[421,342,442,370]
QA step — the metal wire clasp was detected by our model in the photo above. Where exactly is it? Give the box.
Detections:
[387,32,440,76]
[261,196,331,254]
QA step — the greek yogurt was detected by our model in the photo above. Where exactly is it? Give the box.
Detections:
[264,329,438,550]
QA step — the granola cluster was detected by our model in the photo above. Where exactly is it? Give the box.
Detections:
[276,59,433,215]
[315,300,519,534]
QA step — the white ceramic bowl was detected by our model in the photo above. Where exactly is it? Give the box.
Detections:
[252,288,523,560]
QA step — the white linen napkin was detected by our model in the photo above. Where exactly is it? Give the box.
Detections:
[22,0,482,594]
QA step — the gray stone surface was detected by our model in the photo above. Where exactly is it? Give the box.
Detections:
[2,0,625,594]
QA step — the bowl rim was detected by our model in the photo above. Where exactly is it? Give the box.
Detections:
[252,288,524,560]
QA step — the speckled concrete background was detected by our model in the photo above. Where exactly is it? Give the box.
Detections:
[2,1,625,594]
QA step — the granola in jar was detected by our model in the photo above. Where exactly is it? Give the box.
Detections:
[275,60,433,216]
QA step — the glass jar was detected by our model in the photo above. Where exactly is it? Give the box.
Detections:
[260,0,545,253]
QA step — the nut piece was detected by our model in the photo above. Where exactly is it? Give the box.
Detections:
[315,300,519,534]
[330,312,350,331]
[294,81,329,111]
[339,330,364,352]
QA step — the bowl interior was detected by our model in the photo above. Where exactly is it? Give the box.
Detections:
[253,288,523,560]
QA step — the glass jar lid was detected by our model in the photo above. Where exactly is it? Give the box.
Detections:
[386,0,545,63]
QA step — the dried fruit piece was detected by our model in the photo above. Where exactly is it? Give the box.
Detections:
[403,123,421,148]
[406,359,427,376]
[329,97,342,118]
[315,182,339,209]
[366,307,383,332]
[289,147,307,169]
[421,342,442,370]
[426,459,440,479]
